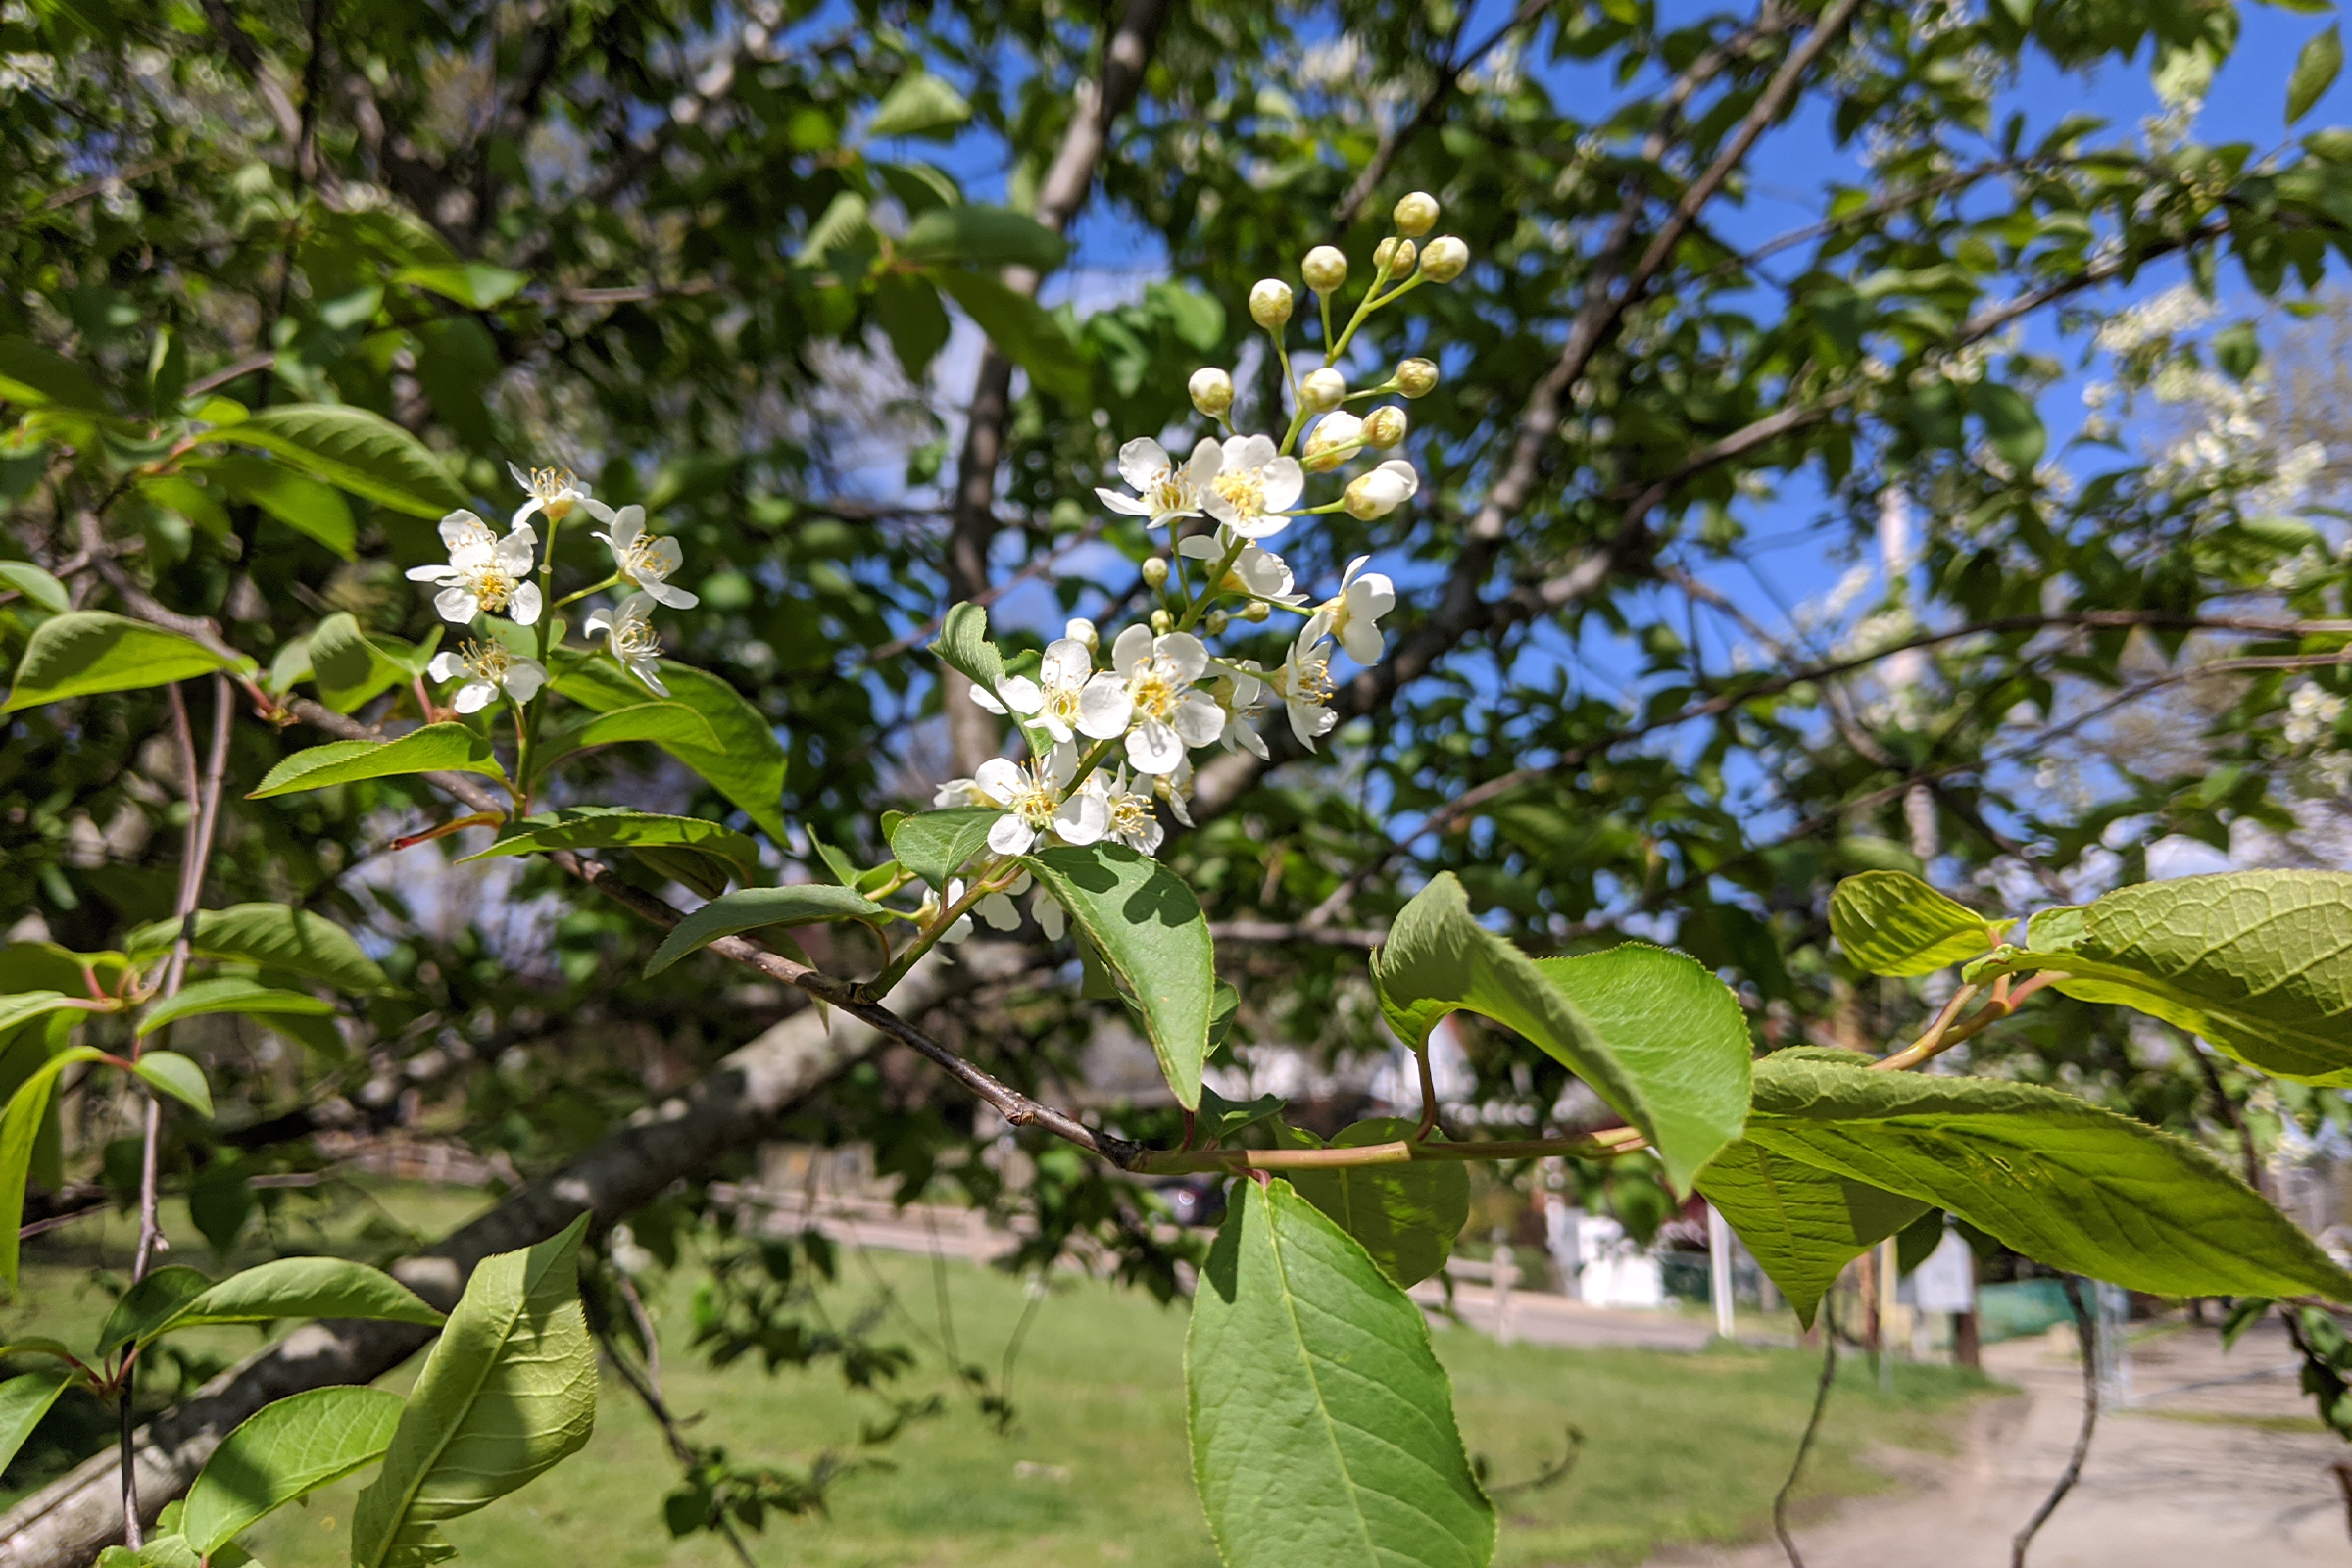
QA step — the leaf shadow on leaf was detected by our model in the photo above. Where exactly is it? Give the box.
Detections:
[1049,844,1199,929]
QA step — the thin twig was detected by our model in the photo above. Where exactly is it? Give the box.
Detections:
[1775,1297,1838,1568]
[2012,1277,2099,1567]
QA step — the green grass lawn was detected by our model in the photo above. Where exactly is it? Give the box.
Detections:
[7,1183,1990,1568]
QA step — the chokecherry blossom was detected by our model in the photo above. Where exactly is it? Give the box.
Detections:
[1269,632,1339,748]
[1177,532,1304,606]
[922,878,977,944]
[1096,437,1220,528]
[585,593,668,695]
[1305,556,1397,664]
[1342,458,1419,520]
[972,746,1107,855]
[426,639,547,714]
[1301,411,1363,472]
[509,463,608,529]
[594,505,699,609]
[1079,625,1227,775]
[1203,434,1303,541]
[1087,767,1165,855]
[407,511,542,626]
[1212,661,1273,760]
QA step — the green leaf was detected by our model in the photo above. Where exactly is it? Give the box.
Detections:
[306,612,436,714]
[2291,25,2343,124]
[0,991,91,1035]
[137,977,335,1036]
[464,807,760,886]
[1829,870,1997,977]
[552,652,786,840]
[98,1265,214,1357]
[183,1386,406,1556]
[537,702,721,766]
[0,336,113,415]
[0,1369,76,1478]
[898,206,1068,271]
[141,1256,443,1347]
[250,724,505,799]
[929,269,1090,404]
[644,884,889,976]
[1280,1119,1471,1288]
[797,191,875,269]
[0,946,127,997]
[201,404,466,518]
[886,808,1001,891]
[394,262,528,310]
[185,454,355,558]
[1373,876,1750,1191]
[1189,1178,1494,1568]
[1195,1082,1285,1144]
[1,612,242,712]
[1740,1053,2352,1301]
[131,1051,213,1117]
[0,562,70,612]
[927,602,1025,719]
[123,904,390,995]
[1967,381,2045,469]
[1696,1136,1929,1327]
[0,1047,106,1292]
[866,71,973,139]
[1987,870,2352,1083]
[1022,844,1216,1110]
[351,1215,597,1568]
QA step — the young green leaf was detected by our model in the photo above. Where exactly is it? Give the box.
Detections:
[97,1266,214,1357]
[464,807,760,884]
[928,269,1091,405]
[131,1052,213,1117]
[182,1386,406,1555]
[198,404,466,517]
[1194,1082,1285,1145]
[123,904,389,995]
[0,1369,78,1479]
[535,701,721,766]
[136,976,334,1036]
[249,724,505,799]
[1742,1052,2352,1301]
[926,602,1024,717]
[351,1216,597,1568]
[865,70,973,139]
[897,207,1069,271]
[0,562,70,613]
[887,807,1000,891]
[553,652,787,840]
[306,612,433,715]
[1986,870,2352,1083]
[0,944,128,996]
[2290,24,2343,124]
[0,1047,106,1292]
[1022,843,1216,1109]
[137,1256,443,1348]
[1828,870,1996,976]
[1373,876,1749,1190]
[1,612,243,713]
[0,991,93,1035]
[394,262,527,310]
[185,454,356,559]
[1695,1137,1929,1327]
[1279,1118,1471,1288]
[1189,1178,1494,1568]
[644,884,890,975]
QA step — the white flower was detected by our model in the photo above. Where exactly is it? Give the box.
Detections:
[1154,752,1197,827]
[921,878,976,945]
[935,775,990,808]
[972,746,1107,855]
[425,639,547,714]
[1214,661,1272,760]
[1032,884,1066,941]
[1084,768,1165,856]
[1342,459,1419,520]
[1032,638,1098,744]
[1301,411,1363,472]
[1177,532,1305,604]
[585,593,668,695]
[1304,556,1396,664]
[1096,437,1220,529]
[593,506,698,609]
[2285,682,2346,748]
[509,463,609,530]
[1269,633,1339,749]
[973,870,1030,933]
[406,511,542,626]
[1203,434,1304,541]
[969,673,1044,722]
[1079,625,1227,776]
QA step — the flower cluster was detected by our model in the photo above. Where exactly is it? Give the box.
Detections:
[407,463,698,710]
[937,191,1465,912]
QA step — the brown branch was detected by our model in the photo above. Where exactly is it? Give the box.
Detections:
[2012,1276,2100,1567]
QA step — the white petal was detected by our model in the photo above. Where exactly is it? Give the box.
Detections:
[1156,632,1209,683]
[1237,723,1270,760]
[1348,572,1396,617]
[1111,623,1153,676]
[1117,438,1170,490]
[644,581,699,609]
[496,525,538,571]
[1224,433,1275,472]
[585,607,614,635]
[504,658,548,703]
[607,506,646,548]
[1041,714,1073,744]
[1042,639,1091,685]
[507,461,533,490]
[453,679,496,713]
[1097,489,1154,516]
[406,563,455,582]
[941,913,973,944]
[1054,792,1107,845]
[577,496,615,524]
[993,676,1043,715]
[1341,619,1385,665]
[1178,534,1222,560]
[1260,456,1304,513]
[1043,742,1081,787]
[1340,556,1369,587]
[975,891,1021,931]
[1126,719,1184,776]
[1172,693,1225,747]
[426,651,465,681]
[630,657,669,696]
[969,685,1009,714]
[510,497,544,531]
[1303,607,1336,648]
[987,815,1036,856]
[1077,676,1133,739]
[974,758,1026,801]
[1035,893,1065,942]
[509,582,543,626]
[1182,437,1224,481]
[434,586,479,623]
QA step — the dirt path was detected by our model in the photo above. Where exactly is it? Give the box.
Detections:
[1656,1317,2352,1568]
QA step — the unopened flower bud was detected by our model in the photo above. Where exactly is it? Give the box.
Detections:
[1142,557,1169,589]
[1299,367,1346,415]
[1373,237,1417,277]
[1396,358,1440,398]
[1363,405,1408,449]
[1250,279,1294,329]
[1150,608,1174,635]
[1204,609,1230,635]
[1301,246,1348,294]
[1302,411,1364,472]
[1066,616,1099,651]
[1419,235,1469,283]
[1393,191,1440,237]
[1188,367,1234,418]
[1344,459,1420,521]
[1241,599,1271,623]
